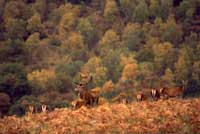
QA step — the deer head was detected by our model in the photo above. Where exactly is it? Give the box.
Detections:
[28,105,34,114]
[42,105,47,113]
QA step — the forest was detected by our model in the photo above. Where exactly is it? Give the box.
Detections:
[0,0,200,117]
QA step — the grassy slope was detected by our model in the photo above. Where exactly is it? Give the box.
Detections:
[0,98,200,134]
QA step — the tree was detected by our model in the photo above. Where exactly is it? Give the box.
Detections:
[161,68,175,87]
[102,80,115,93]
[62,32,86,51]
[0,63,30,102]
[98,29,120,56]
[102,50,122,83]
[3,1,32,20]
[27,69,57,96]
[4,18,27,40]
[122,23,144,51]
[117,61,138,90]
[0,92,10,117]
[137,62,156,88]
[48,4,71,24]
[25,32,40,46]
[160,15,183,45]
[136,47,154,62]
[149,0,159,18]
[121,63,138,80]
[177,0,195,19]
[76,18,96,48]
[104,0,119,23]
[149,0,173,20]
[175,46,194,82]
[120,0,136,22]
[153,42,176,75]
[27,13,43,34]
[58,12,77,39]
[132,0,149,23]
[82,57,108,87]
[192,61,200,85]
[31,0,47,20]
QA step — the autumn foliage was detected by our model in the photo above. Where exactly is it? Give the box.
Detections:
[0,98,200,134]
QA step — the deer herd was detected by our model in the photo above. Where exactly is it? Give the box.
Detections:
[25,74,187,114]
[72,74,187,109]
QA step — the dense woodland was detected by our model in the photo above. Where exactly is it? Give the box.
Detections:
[0,0,200,116]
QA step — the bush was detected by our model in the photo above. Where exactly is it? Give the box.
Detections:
[9,103,26,117]
[0,63,30,102]
[18,95,41,112]
[0,92,10,116]
[49,100,70,111]
[102,88,121,100]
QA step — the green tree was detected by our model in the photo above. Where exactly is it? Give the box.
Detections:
[149,0,173,20]
[76,18,96,48]
[161,68,175,87]
[0,63,30,102]
[137,62,155,88]
[153,42,176,75]
[120,0,136,22]
[160,15,183,45]
[98,29,120,56]
[0,92,10,117]
[192,61,200,83]
[122,23,144,51]
[4,18,27,39]
[132,0,149,23]
[82,57,108,87]
[102,50,122,83]
[48,4,70,24]
[175,46,194,82]
[0,40,28,63]
[177,0,195,19]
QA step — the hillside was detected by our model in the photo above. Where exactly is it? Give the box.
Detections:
[0,98,200,134]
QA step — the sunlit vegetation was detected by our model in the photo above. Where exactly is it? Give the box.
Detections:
[0,0,200,129]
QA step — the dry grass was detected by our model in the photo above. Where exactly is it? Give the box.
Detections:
[0,98,200,134]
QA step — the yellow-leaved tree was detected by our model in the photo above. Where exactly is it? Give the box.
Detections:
[102,80,115,93]
[103,0,119,23]
[27,69,56,96]
[117,61,138,90]
[58,5,80,39]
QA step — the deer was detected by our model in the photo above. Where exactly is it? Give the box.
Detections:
[71,99,85,109]
[74,82,99,107]
[151,88,160,101]
[111,92,128,104]
[41,105,47,113]
[136,92,144,101]
[159,80,188,99]
[136,89,154,101]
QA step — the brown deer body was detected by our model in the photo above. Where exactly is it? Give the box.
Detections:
[159,87,184,98]
[74,84,99,106]
[111,92,128,104]
[71,99,85,109]
[136,89,152,101]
